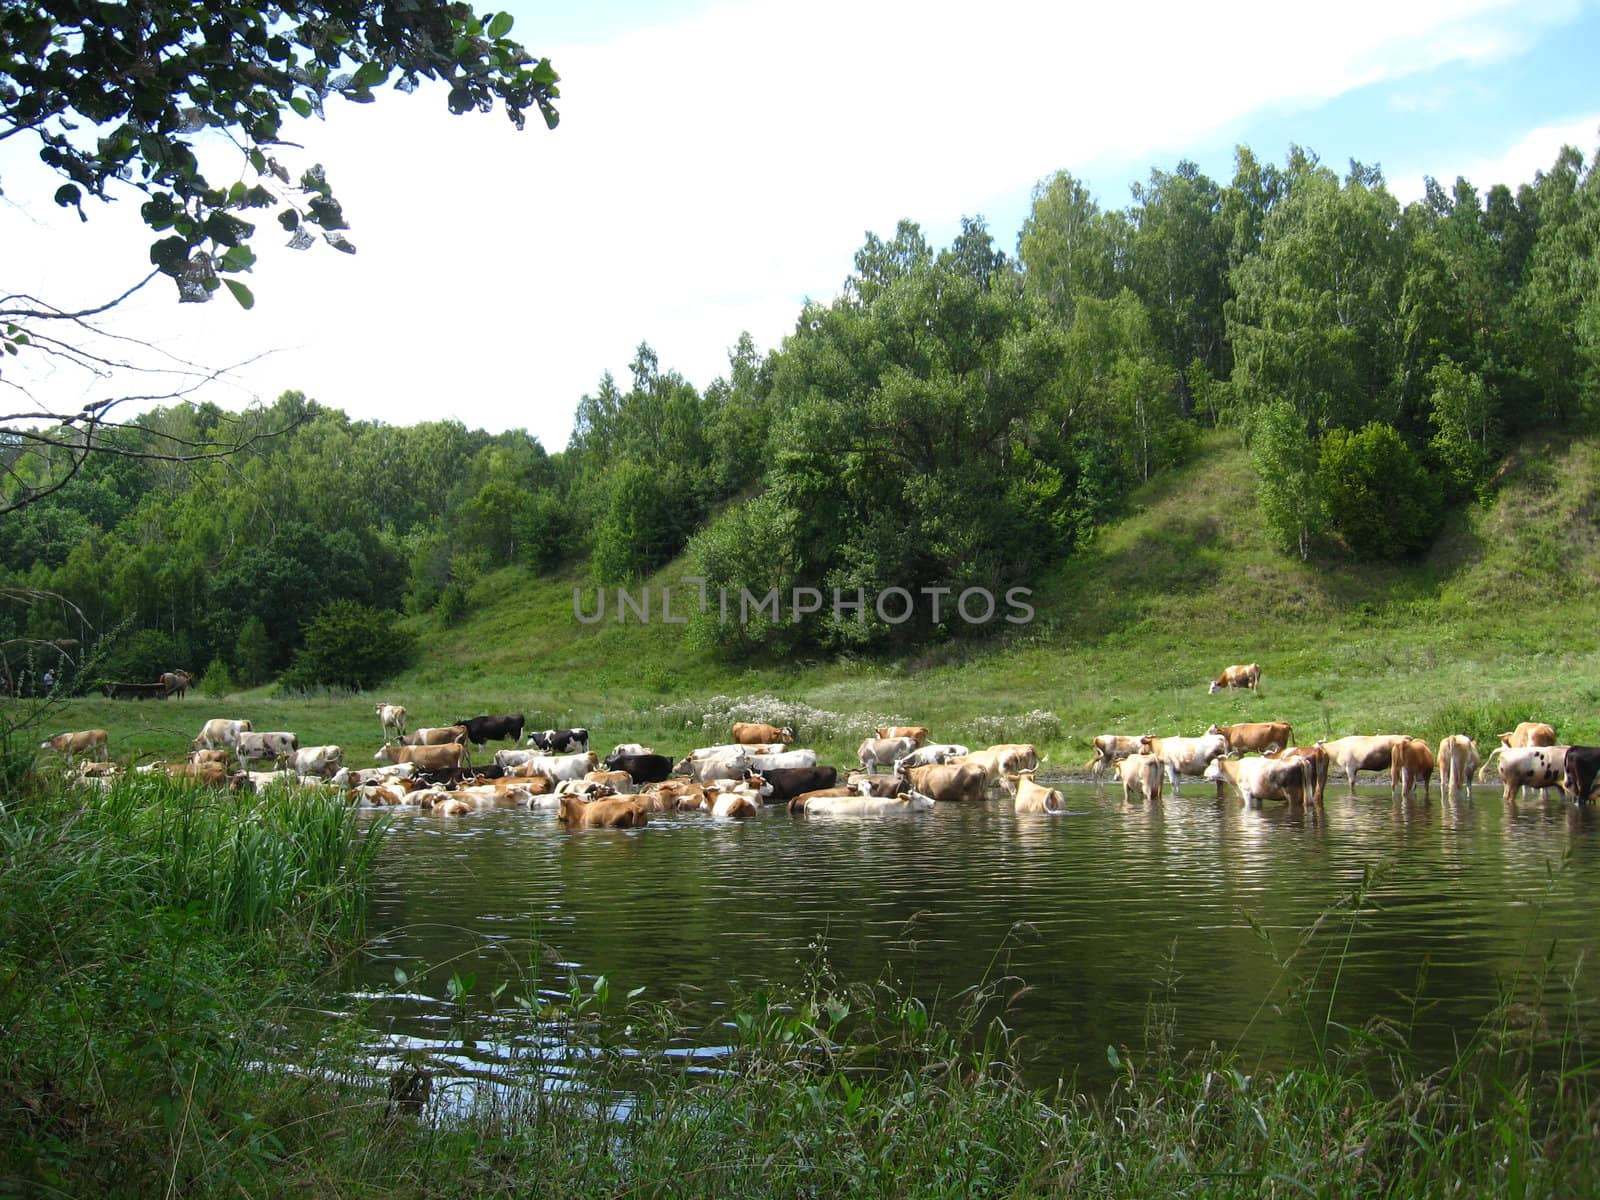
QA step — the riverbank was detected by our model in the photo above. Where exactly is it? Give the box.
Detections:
[4,773,1599,1196]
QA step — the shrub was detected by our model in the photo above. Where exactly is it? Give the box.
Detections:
[1317,422,1443,559]
[199,656,235,698]
[279,601,413,692]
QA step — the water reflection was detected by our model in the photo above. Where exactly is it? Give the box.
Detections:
[347,780,1600,1089]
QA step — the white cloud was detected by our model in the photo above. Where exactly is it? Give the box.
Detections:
[1390,112,1600,201]
[0,0,1585,449]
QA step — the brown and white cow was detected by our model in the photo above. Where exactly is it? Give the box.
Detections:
[1207,721,1293,756]
[401,725,469,747]
[375,703,408,741]
[1208,663,1261,694]
[40,728,109,763]
[1389,737,1436,802]
[856,736,918,773]
[1204,754,1313,807]
[1266,745,1331,807]
[732,722,794,745]
[192,718,252,752]
[1138,733,1229,796]
[800,789,934,816]
[1498,722,1556,749]
[235,731,300,770]
[1086,735,1146,781]
[1318,735,1410,796]
[1436,735,1480,803]
[1115,752,1165,805]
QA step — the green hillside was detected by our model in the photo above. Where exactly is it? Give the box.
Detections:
[367,429,1600,764]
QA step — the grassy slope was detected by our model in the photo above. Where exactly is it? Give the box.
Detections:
[31,430,1600,768]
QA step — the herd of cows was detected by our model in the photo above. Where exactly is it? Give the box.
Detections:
[35,663,1600,821]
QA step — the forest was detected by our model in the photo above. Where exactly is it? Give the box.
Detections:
[4,139,1598,692]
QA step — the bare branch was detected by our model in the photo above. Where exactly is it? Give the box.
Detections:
[0,272,162,323]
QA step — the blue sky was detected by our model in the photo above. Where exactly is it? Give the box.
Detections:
[3,0,1596,448]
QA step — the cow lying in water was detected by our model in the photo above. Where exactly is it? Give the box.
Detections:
[1000,771,1066,814]
[556,794,649,828]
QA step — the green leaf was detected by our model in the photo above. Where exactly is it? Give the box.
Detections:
[488,11,513,38]
[289,96,312,119]
[224,279,255,310]
[1106,1043,1122,1070]
[352,61,387,89]
[53,183,82,208]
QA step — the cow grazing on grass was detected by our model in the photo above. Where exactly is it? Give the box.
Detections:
[733,722,794,745]
[40,729,108,763]
[1437,736,1481,803]
[1390,737,1436,802]
[1208,663,1261,694]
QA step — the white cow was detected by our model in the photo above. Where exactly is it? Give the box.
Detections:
[895,743,970,769]
[803,789,935,816]
[746,750,819,771]
[375,703,408,741]
[192,718,252,752]
[1139,733,1229,796]
[290,744,344,778]
[857,736,917,773]
[1318,735,1410,796]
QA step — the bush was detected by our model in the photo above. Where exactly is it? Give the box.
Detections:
[279,601,414,692]
[85,626,179,688]
[436,582,468,626]
[199,656,235,698]
[1317,422,1443,559]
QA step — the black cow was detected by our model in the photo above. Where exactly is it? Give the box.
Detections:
[531,727,590,753]
[1564,746,1600,806]
[454,713,525,749]
[602,752,672,784]
[756,766,839,802]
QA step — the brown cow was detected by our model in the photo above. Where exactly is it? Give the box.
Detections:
[1115,753,1164,804]
[1437,736,1480,802]
[373,743,469,770]
[1208,663,1261,694]
[875,726,930,746]
[1267,745,1331,807]
[1207,721,1293,755]
[732,722,794,745]
[1086,735,1145,781]
[1390,737,1436,802]
[1001,771,1066,814]
[898,761,987,802]
[557,794,649,828]
[1499,722,1556,748]
[1319,735,1411,796]
[400,725,470,747]
[40,729,109,763]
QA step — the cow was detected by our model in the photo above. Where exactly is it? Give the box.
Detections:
[786,786,856,814]
[1207,722,1293,756]
[711,792,760,818]
[584,770,637,795]
[557,794,649,828]
[689,742,782,759]
[757,766,839,802]
[372,742,469,771]
[732,722,794,745]
[1138,733,1229,796]
[1115,753,1164,805]
[192,718,252,752]
[896,761,987,803]
[1204,755,1313,808]
[402,726,469,747]
[799,790,935,816]
[1562,746,1600,806]
[190,748,232,768]
[673,752,751,783]
[162,761,234,787]
[992,744,1040,773]
[1498,722,1557,749]
[159,669,195,699]
[1318,735,1411,796]
[857,736,919,774]
[1000,771,1066,814]
[601,752,674,784]
[236,731,299,769]
[951,748,1012,790]
[1480,744,1569,804]
[1086,735,1146,781]
[610,743,653,757]
[875,726,930,746]
[1266,745,1331,807]
[844,772,902,798]
[1208,663,1261,694]
[514,752,598,783]
[528,728,590,753]
[375,703,408,741]
[1389,737,1436,802]
[1436,736,1481,803]
[39,729,109,763]
[453,713,526,749]
[290,745,344,779]
[894,743,969,769]
[746,750,819,772]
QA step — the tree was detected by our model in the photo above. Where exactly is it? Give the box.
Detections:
[1,1,561,512]
[1317,423,1442,559]
[279,600,413,692]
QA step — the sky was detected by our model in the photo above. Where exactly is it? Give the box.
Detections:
[3,0,1598,451]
